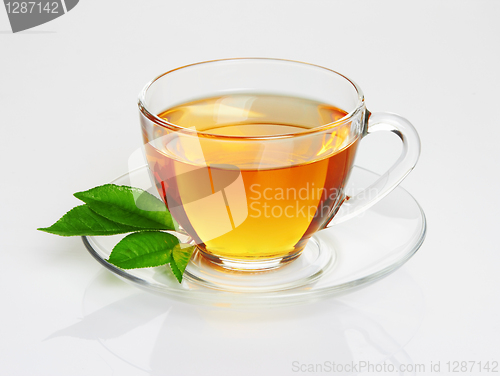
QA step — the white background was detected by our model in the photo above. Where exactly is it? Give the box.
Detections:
[1,1,499,375]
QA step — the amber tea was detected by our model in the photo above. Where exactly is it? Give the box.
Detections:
[143,94,359,267]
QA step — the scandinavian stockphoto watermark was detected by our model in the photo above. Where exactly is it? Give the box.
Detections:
[128,142,378,244]
[291,360,499,374]
[247,183,378,219]
[3,0,79,32]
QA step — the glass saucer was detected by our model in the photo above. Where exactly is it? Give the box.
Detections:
[82,165,426,306]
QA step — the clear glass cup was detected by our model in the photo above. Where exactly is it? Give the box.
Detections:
[138,58,420,271]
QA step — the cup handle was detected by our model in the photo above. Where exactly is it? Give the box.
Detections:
[327,111,421,226]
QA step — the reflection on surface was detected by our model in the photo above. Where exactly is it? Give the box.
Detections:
[48,269,423,375]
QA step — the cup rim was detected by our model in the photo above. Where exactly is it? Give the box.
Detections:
[137,58,365,140]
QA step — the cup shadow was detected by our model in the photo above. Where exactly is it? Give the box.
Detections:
[47,268,424,375]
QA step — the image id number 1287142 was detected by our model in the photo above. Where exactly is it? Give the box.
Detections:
[446,361,498,373]
[5,2,59,14]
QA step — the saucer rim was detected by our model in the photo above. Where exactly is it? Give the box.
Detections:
[82,165,426,305]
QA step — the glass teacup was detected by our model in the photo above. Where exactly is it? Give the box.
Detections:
[138,58,420,271]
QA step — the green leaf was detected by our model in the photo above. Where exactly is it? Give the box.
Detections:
[74,184,176,231]
[37,205,153,236]
[170,244,195,283]
[107,231,179,269]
